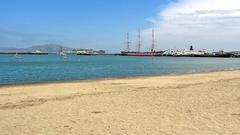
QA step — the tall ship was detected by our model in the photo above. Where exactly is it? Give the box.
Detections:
[121,29,164,56]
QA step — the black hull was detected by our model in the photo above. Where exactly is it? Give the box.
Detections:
[77,54,96,56]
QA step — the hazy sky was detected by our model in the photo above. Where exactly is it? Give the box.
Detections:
[0,0,239,52]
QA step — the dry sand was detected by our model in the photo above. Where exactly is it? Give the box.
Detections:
[0,70,240,135]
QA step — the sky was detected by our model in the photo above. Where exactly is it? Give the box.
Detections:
[0,0,239,52]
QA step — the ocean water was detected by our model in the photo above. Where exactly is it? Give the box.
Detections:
[0,54,240,84]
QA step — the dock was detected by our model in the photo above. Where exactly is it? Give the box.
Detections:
[0,52,48,55]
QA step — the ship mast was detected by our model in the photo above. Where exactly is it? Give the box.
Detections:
[59,46,63,54]
[126,32,130,52]
[137,29,141,52]
[151,29,155,52]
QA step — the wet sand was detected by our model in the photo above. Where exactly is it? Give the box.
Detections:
[0,70,240,135]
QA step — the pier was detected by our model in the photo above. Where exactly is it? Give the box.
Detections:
[0,52,48,55]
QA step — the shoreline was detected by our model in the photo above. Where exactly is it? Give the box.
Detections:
[0,69,240,134]
[1,68,239,88]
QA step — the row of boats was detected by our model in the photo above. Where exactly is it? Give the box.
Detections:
[120,29,240,58]
[120,48,240,58]
[8,29,240,58]
[12,50,240,58]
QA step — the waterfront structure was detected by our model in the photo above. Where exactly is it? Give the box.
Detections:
[0,50,48,55]
[162,47,237,58]
[74,48,106,55]
[163,48,208,56]
[74,48,94,55]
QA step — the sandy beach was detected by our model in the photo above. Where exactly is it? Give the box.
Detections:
[0,70,240,135]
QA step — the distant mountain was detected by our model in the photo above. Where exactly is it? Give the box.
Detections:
[25,44,73,53]
[0,44,73,53]
[0,47,20,51]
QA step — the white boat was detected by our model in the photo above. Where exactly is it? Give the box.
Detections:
[15,53,23,59]
[58,46,68,58]
[59,52,66,56]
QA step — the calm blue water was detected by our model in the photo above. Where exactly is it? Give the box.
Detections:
[0,54,240,84]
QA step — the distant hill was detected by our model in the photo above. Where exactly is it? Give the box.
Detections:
[0,44,73,53]
[25,44,73,53]
[0,47,20,51]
